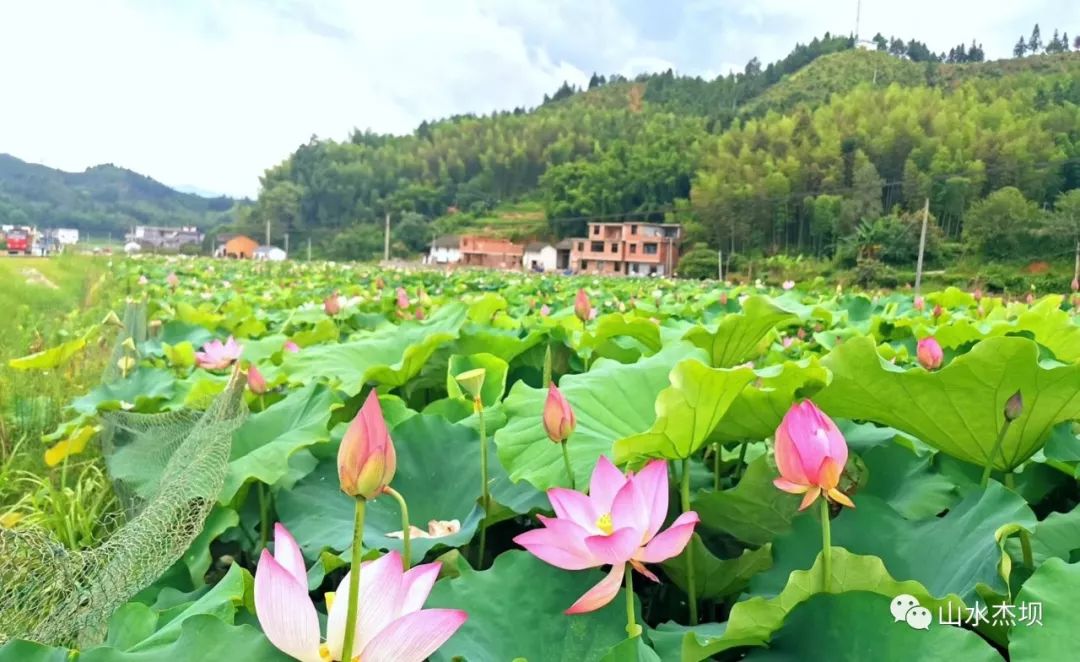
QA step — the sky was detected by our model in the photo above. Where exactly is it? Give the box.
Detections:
[0,0,1076,198]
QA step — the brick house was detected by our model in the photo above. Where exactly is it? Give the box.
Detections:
[458,235,524,269]
[568,222,681,276]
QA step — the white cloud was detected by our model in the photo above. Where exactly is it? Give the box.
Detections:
[0,0,1076,197]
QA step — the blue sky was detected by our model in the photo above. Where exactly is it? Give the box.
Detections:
[0,0,1076,197]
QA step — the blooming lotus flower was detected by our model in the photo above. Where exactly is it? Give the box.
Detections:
[782,280,795,290]
[514,457,699,614]
[542,383,575,444]
[396,287,410,309]
[196,336,243,370]
[284,340,300,353]
[255,524,466,662]
[773,401,854,511]
[248,364,268,394]
[166,272,179,289]
[540,304,551,317]
[325,293,341,316]
[916,337,943,370]
[973,287,983,302]
[338,390,396,499]
[138,274,148,286]
[574,289,591,322]
[414,308,425,320]
[914,296,925,312]
[387,519,461,540]
[782,336,795,349]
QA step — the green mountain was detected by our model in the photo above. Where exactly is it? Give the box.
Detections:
[0,154,240,237]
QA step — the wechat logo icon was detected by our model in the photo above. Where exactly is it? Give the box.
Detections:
[891,594,932,630]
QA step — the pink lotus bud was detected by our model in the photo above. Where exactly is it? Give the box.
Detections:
[916,337,943,370]
[797,328,806,340]
[574,289,591,322]
[540,304,551,316]
[338,391,397,499]
[773,401,854,511]
[167,272,179,289]
[1005,390,1023,421]
[324,293,341,316]
[247,364,268,394]
[1026,292,1034,304]
[719,291,728,305]
[542,383,576,444]
[782,337,795,349]
[973,287,983,302]
[932,304,943,318]
[396,287,410,309]
[283,340,300,353]
[914,296,925,312]
[138,275,148,286]
[414,308,425,320]
[782,280,795,290]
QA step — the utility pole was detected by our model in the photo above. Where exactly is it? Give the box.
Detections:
[265,219,271,247]
[914,197,930,294]
[718,248,723,281]
[1073,239,1079,284]
[284,232,289,255]
[383,212,391,262]
[307,237,312,261]
[854,0,861,42]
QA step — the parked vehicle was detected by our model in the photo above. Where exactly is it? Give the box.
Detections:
[4,227,33,255]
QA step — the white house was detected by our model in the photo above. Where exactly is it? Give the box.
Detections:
[429,235,461,264]
[522,242,557,272]
[253,245,288,262]
[56,228,79,244]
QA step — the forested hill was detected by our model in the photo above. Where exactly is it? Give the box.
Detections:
[246,30,1080,263]
[0,154,239,237]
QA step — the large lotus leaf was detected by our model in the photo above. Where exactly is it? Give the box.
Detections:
[662,536,773,600]
[1005,504,1080,565]
[684,296,797,368]
[668,549,967,661]
[182,506,239,586]
[692,456,800,546]
[142,321,214,356]
[816,335,1080,471]
[175,301,225,330]
[577,313,663,359]
[219,383,336,503]
[495,342,706,491]
[427,551,637,662]
[281,302,467,393]
[751,484,1035,604]
[8,332,90,370]
[72,368,176,414]
[1008,558,1080,661]
[81,617,289,662]
[614,359,756,461]
[860,443,960,519]
[599,637,662,662]
[446,353,508,408]
[275,414,489,565]
[452,324,546,363]
[707,358,830,443]
[745,592,1001,661]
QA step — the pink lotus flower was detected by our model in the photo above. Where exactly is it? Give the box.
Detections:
[248,364,268,394]
[166,272,179,289]
[138,274,148,286]
[325,293,341,316]
[782,280,795,290]
[514,457,699,614]
[1026,292,1035,305]
[540,304,551,317]
[574,289,591,322]
[782,336,795,349]
[414,308,425,320]
[773,401,855,511]
[932,304,943,318]
[196,336,243,370]
[338,391,397,499]
[542,383,576,444]
[284,340,300,353]
[396,287,410,309]
[973,287,983,302]
[719,291,728,305]
[914,296,925,312]
[255,524,466,662]
[916,337,943,370]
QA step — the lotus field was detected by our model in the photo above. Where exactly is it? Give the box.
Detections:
[6,256,1080,661]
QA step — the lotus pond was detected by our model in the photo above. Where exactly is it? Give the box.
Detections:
[3,257,1080,661]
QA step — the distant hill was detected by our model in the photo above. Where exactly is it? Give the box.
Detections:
[0,154,240,237]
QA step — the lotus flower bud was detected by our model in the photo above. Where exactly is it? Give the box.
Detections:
[574,289,591,322]
[283,340,300,353]
[167,272,180,289]
[540,304,551,317]
[932,304,943,319]
[914,296,925,312]
[782,280,795,290]
[338,391,397,500]
[138,275,148,286]
[247,364,267,395]
[396,287,410,309]
[973,287,983,302]
[1026,292,1034,305]
[773,400,854,510]
[916,337,943,370]
[324,292,341,316]
[1004,391,1023,422]
[719,291,728,305]
[542,383,576,444]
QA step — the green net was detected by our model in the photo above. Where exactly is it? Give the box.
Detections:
[0,303,247,646]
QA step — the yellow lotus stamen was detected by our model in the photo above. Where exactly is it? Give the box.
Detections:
[596,513,614,535]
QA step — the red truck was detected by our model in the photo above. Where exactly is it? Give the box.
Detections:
[4,227,32,255]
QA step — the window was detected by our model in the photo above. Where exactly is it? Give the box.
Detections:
[644,243,658,255]
[581,260,588,269]
[577,242,584,251]
[614,262,620,272]
[630,224,638,234]
[649,266,657,275]
[592,225,600,235]
[629,244,637,254]
[610,243,618,253]
[590,241,604,252]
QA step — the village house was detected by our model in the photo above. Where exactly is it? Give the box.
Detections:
[127,225,203,251]
[458,235,524,269]
[214,233,259,259]
[568,222,681,277]
[428,235,462,265]
[522,241,557,272]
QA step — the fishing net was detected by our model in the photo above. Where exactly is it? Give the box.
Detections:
[0,302,247,646]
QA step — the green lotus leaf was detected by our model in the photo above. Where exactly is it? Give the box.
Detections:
[693,455,800,546]
[1008,558,1080,661]
[684,295,797,368]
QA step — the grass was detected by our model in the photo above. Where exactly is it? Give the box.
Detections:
[0,254,123,547]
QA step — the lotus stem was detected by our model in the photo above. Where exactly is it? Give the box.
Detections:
[383,486,411,569]
[820,497,832,592]
[713,443,721,490]
[560,442,576,490]
[624,562,641,638]
[258,483,270,552]
[543,343,552,388]
[735,439,749,481]
[980,420,1014,488]
[476,397,490,569]
[679,458,698,625]
[1020,530,1033,569]
[259,395,266,412]
[340,496,367,662]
